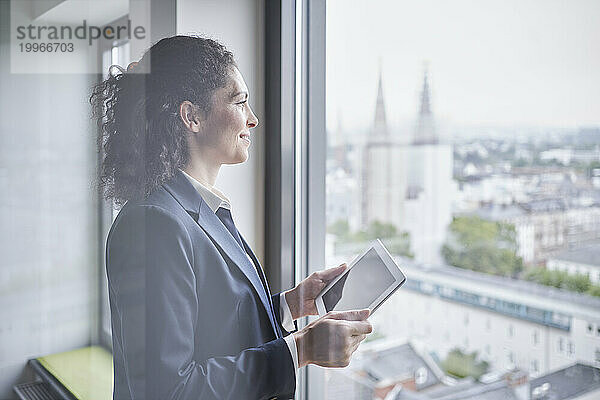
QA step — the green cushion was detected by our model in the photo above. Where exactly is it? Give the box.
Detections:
[37,346,113,400]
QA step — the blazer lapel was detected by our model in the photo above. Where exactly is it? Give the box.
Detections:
[240,235,282,337]
[163,171,280,337]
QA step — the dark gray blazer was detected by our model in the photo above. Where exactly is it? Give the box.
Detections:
[106,170,296,399]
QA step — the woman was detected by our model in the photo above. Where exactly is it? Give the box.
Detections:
[91,35,372,400]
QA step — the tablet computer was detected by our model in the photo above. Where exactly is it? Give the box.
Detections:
[315,239,407,316]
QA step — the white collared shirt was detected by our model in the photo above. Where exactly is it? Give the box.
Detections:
[179,169,299,375]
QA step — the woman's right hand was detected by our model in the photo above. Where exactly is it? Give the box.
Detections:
[294,309,372,368]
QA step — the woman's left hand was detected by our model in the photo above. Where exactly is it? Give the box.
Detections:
[284,263,347,320]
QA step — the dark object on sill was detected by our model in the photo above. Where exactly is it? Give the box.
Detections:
[25,360,77,400]
[13,381,59,400]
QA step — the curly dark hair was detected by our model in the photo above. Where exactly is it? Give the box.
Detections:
[90,35,236,205]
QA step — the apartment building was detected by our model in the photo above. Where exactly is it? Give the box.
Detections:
[372,261,600,377]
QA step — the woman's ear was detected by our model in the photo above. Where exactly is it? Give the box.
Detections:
[179,101,203,133]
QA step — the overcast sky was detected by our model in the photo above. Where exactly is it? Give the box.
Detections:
[326,0,600,133]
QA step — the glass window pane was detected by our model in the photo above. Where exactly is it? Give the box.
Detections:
[318,0,600,397]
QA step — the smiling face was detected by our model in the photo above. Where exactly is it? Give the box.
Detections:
[189,66,259,165]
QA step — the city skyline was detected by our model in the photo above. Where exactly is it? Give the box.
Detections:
[326,0,600,133]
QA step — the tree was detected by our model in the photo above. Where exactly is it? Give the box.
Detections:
[442,216,523,277]
[587,285,600,297]
[327,219,414,259]
[327,219,350,239]
[381,232,413,259]
[366,220,398,239]
[524,268,600,298]
[442,348,489,380]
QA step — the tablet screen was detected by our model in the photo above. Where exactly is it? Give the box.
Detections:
[322,248,396,312]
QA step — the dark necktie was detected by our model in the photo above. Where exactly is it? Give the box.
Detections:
[215,207,244,250]
[216,207,270,292]
[215,207,279,335]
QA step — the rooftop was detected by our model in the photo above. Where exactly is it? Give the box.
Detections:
[473,198,600,222]
[521,198,567,213]
[355,342,441,390]
[394,379,519,400]
[475,204,526,221]
[401,259,600,313]
[338,339,600,400]
[432,380,518,400]
[551,243,600,267]
[394,364,600,400]
[529,363,600,400]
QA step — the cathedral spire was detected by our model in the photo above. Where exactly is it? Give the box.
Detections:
[414,62,437,145]
[372,63,388,137]
[419,65,432,117]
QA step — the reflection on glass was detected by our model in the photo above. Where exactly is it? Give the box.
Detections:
[320,0,600,398]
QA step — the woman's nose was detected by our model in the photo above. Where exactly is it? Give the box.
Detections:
[247,109,259,128]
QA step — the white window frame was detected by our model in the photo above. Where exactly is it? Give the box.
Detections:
[264,1,319,397]
[96,17,132,349]
[297,0,327,398]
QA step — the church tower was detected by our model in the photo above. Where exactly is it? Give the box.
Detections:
[403,63,453,265]
[362,67,407,230]
[373,67,389,139]
[413,65,437,145]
